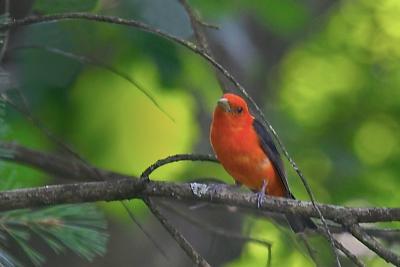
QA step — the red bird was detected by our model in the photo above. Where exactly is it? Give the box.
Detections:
[210,93,315,233]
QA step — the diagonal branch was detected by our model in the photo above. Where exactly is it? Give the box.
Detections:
[141,155,214,266]
[345,223,400,266]
[316,229,365,267]
[144,198,210,267]
[158,202,272,267]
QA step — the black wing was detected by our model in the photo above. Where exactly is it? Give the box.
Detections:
[252,119,292,198]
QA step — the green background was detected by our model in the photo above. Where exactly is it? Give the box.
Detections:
[3,0,400,266]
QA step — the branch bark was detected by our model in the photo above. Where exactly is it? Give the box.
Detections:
[0,142,399,224]
[0,176,398,223]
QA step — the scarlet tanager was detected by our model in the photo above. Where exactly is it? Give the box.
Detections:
[210,93,316,233]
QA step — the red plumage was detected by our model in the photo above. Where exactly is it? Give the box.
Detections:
[210,93,286,197]
[210,93,315,233]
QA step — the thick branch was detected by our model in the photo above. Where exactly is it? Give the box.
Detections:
[1,142,400,223]
[0,171,398,224]
[2,143,400,265]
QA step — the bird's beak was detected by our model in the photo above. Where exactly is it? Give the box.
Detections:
[217,98,231,112]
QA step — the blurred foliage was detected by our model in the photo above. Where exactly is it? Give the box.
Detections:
[279,0,400,208]
[2,0,400,266]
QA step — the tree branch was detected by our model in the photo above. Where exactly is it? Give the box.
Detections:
[0,177,398,223]
[144,198,210,267]
[0,143,399,224]
[140,153,217,181]
[346,223,400,266]
[140,153,214,267]
[316,229,365,267]
[158,202,272,267]
[2,142,400,265]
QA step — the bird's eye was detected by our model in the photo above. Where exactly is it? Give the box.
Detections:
[236,107,243,114]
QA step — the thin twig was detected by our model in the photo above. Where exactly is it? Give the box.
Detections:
[158,202,272,267]
[141,154,218,265]
[282,146,341,266]
[197,21,219,30]
[141,154,215,266]
[121,201,170,261]
[346,223,400,266]
[144,198,211,267]
[179,0,210,53]
[298,234,322,267]
[327,224,400,244]
[317,228,365,267]
[140,153,218,181]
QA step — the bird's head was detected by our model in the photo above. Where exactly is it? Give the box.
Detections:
[213,93,253,127]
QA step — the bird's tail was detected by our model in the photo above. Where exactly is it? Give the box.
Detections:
[286,194,317,233]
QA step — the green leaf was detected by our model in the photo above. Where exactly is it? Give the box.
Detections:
[33,0,99,14]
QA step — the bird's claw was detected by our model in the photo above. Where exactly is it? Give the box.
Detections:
[256,191,265,208]
[256,179,268,208]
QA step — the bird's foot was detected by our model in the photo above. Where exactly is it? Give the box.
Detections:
[256,179,268,208]
[256,191,265,208]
